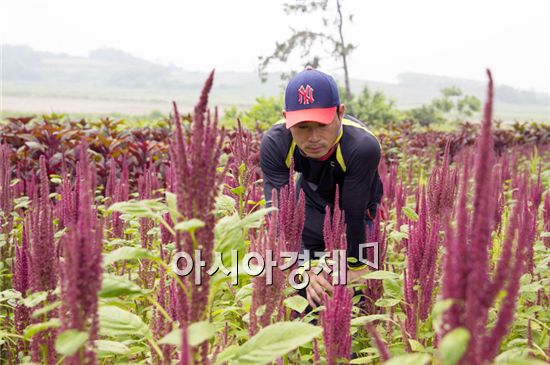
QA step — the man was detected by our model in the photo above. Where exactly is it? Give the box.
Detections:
[259,67,383,308]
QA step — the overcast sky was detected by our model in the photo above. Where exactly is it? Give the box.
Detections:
[2,0,549,93]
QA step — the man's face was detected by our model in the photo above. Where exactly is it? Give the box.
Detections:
[286,105,344,159]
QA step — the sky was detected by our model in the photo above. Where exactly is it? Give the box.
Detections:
[2,0,549,93]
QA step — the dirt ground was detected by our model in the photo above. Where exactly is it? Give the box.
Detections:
[1,95,181,116]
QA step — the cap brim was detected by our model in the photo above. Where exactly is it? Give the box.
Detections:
[285,107,337,129]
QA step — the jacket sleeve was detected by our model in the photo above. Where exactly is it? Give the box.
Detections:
[259,130,290,207]
[340,136,381,266]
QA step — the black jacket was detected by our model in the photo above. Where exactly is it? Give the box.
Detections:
[259,115,383,262]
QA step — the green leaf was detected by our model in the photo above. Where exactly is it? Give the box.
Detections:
[432,299,454,318]
[98,305,151,338]
[389,230,408,243]
[438,327,470,365]
[230,186,245,195]
[158,321,216,347]
[108,203,152,218]
[498,359,549,365]
[95,340,132,358]
[215,195,236,214]
[214,207,275,253]
[24,318,61,339]
[283,296,309,314]
[103,247,157,266]
[99,274,148,298]
[375,298,400,307]
[519,281,543,293]
[409,339,425,352]
[14,196,31,210]
[31,300,61,318]
[0,289,21,303]
[383,278,402,299]
[165,191,180,223]
[432,299,455,332]
[157,328,180,346]
[494,348,532,362]
[383,353,431,365]
[361,270,400,281]
[55,329,89,356]
[108,199,166,219]
[402,206,419,221]
[351,314,391,327]
[239,207,277,229]
[187,321,217,347]
[21,291,48,308]
[174,218,205,233]
[350,356,377,364]
[215,322,322,365]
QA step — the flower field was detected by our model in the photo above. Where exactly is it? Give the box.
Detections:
[0,70,549,365]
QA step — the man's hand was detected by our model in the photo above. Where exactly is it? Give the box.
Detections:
[306,270,333,308]
[305,266,369,308]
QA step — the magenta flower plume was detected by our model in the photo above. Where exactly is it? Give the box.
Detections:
[313,338,321,365]
[26,155,58,364]
[59,143,103,365]
[12,225,31,353]
[0,144,13,238]
[459,70,498,364]
[366,323,391,362]
[138,166,160,289]
[321,188,353,364]
[321,285,352,365]
[171,70,225,364]
[112,158,130,239]
[441,149,471,334]
[323,187,346,252]
[105,159,117,204]
[103,157,129,239]
[404,186,439,338]
[395,178,407,235]
[28,155,58,293]
[362,213,388,315]
[544,192,550,248]
[152,247,174,365]
[277,159,306,255]
[440,70,534,365]
[524,163,543,274]
[224,119,263,216]
[492,158,507,233]
[171,70,225,325]
[427,139,458,220]
[482,182,531,362]
[249,193,286,336]
[383,162,398,210]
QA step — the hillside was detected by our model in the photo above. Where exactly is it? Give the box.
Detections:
[2,45,549,121]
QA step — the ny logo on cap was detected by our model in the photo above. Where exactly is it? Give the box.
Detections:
[298,85,315,105]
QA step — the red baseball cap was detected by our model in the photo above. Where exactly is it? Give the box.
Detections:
[284,67,340,129]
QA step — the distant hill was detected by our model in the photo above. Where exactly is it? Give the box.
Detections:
[2,44,549,121]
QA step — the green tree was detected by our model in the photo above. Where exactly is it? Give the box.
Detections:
[347,86,402,127]
[407,87,481,126]
[406,105,446,127]
[222,96,284,130]
[432,86,481,120]
[258,0,355,102]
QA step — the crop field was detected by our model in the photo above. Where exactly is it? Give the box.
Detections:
[0,71,549,365]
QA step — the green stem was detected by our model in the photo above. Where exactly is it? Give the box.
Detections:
[146,336,164,362]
